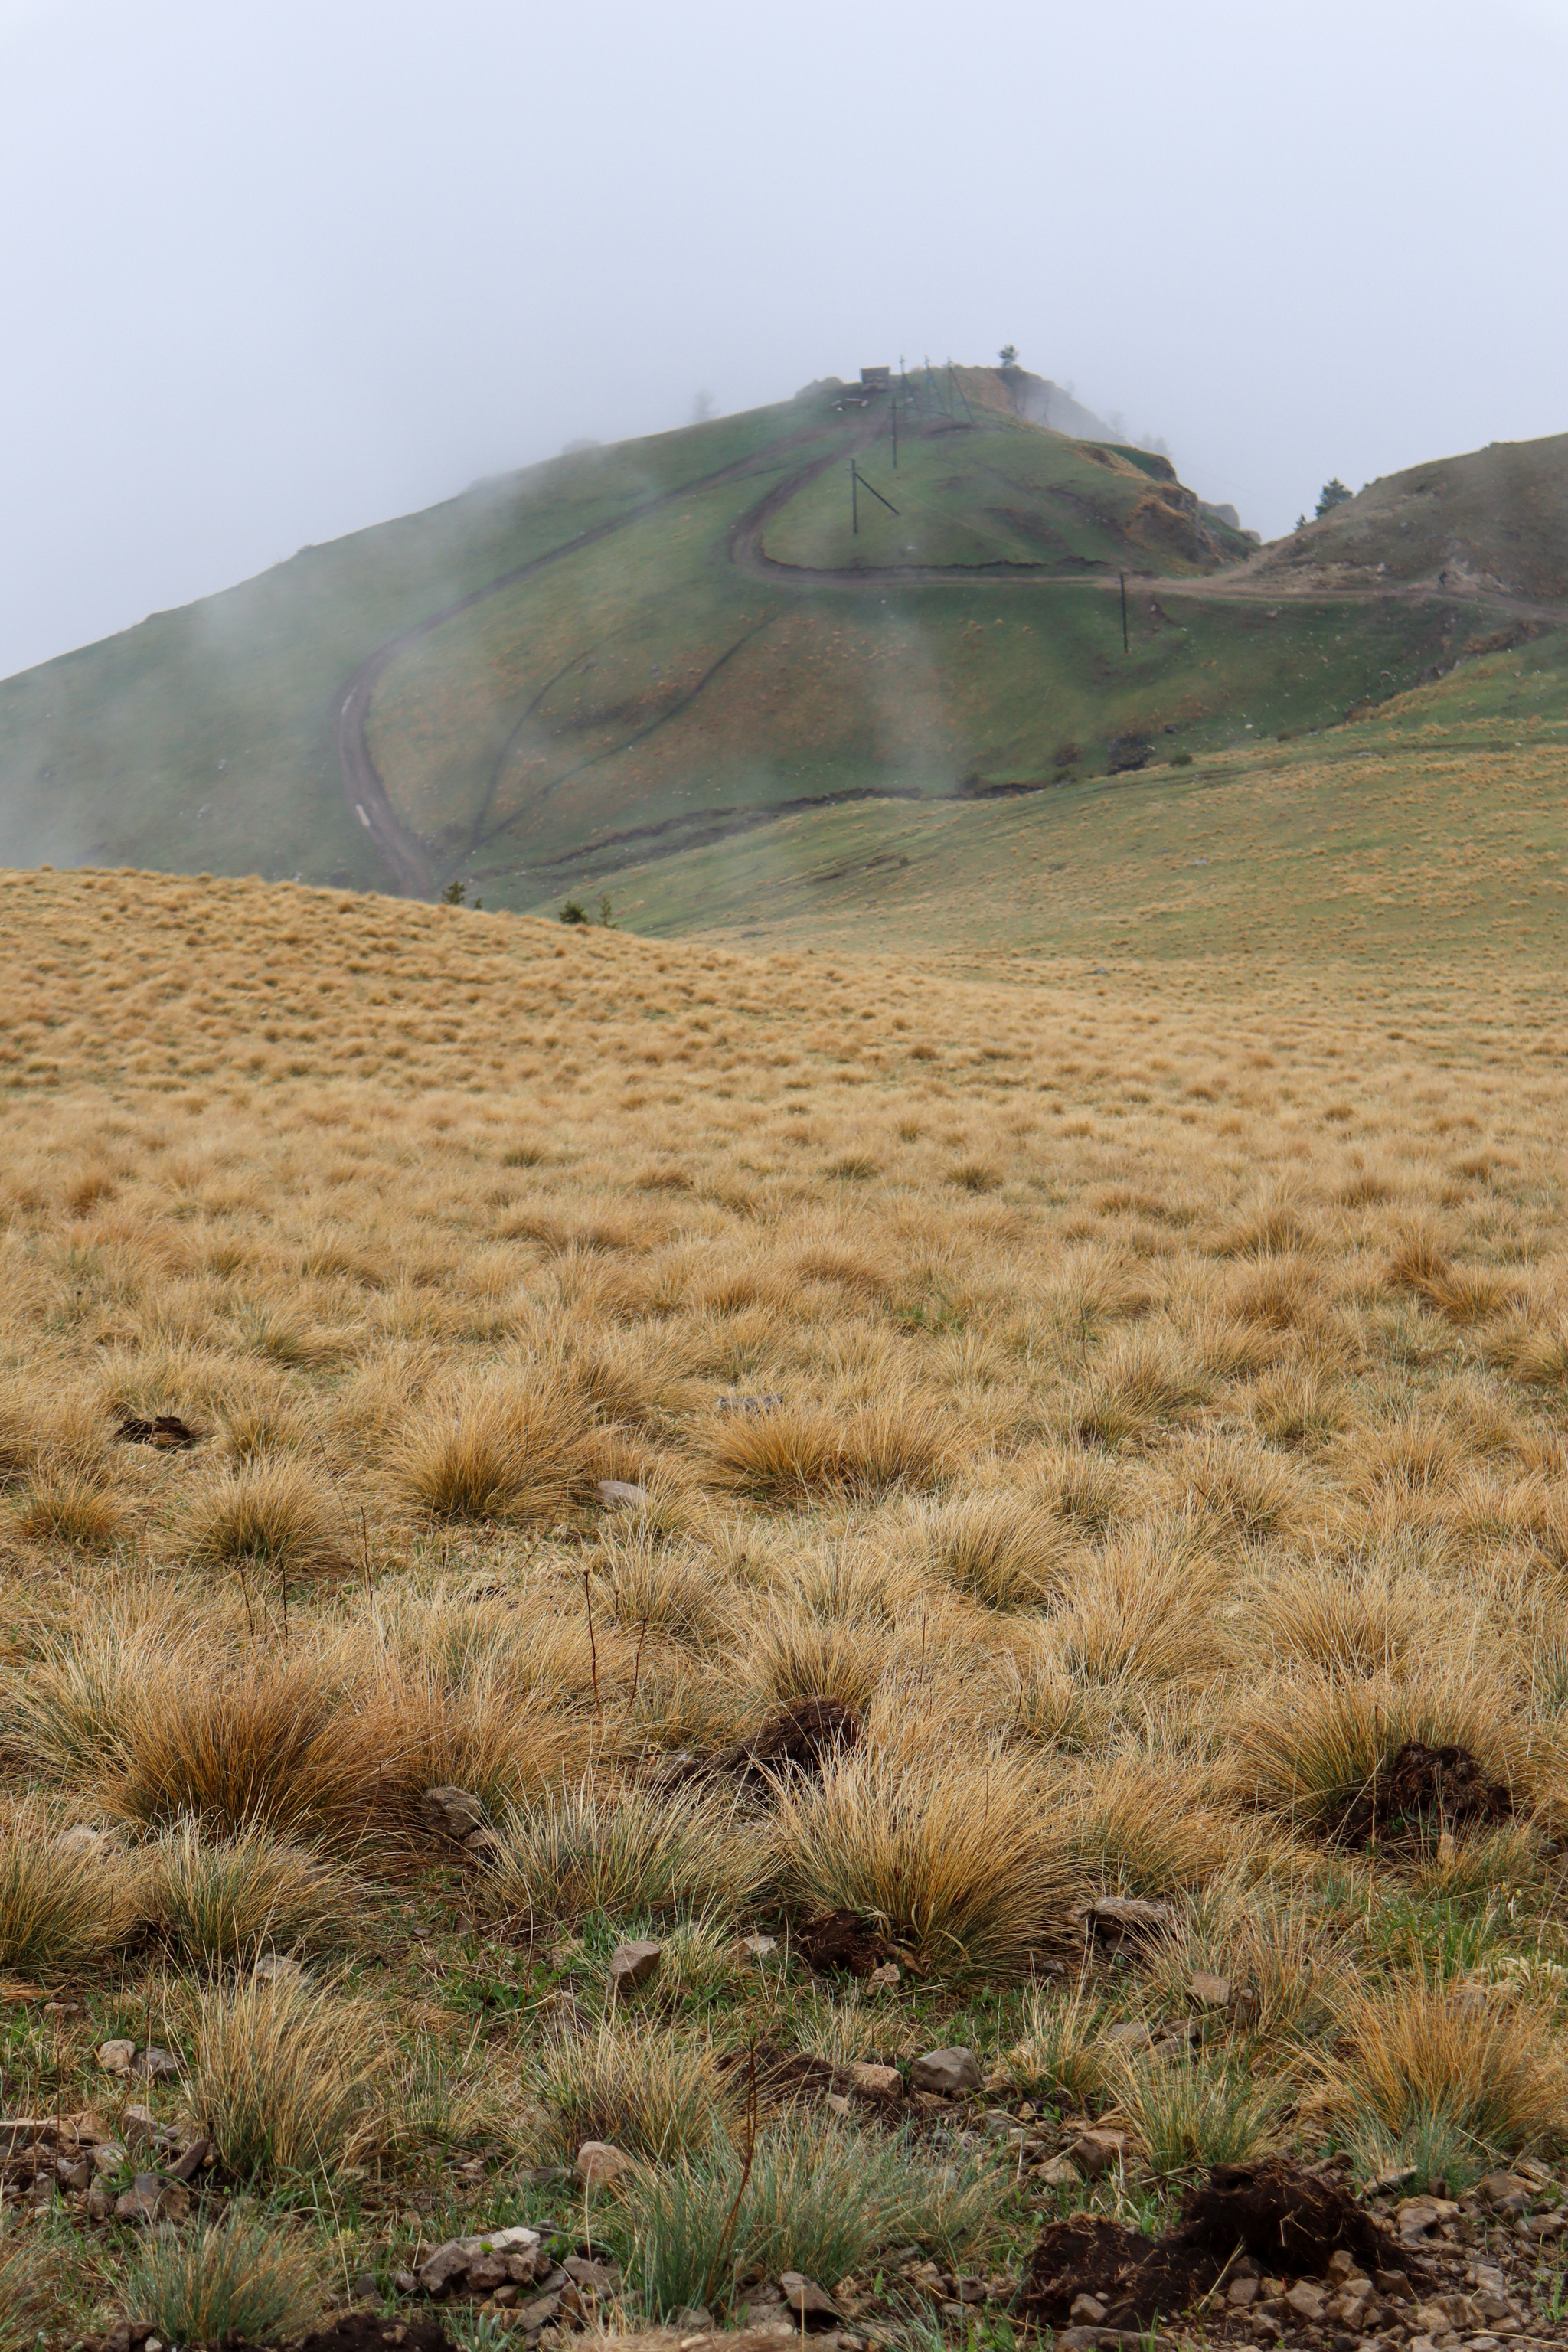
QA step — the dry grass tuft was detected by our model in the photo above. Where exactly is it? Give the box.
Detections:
[705,1393,952,1505]
[126,2210,322,2346]
[185,1969,388,2180]
[488,1777,756,1936]
[769,1742,1072,1974]
[0,1803,139,1977]
[530,2016,730,2163]
[910,1491,1076,1609]
[181,1459,346,1577]
[142,1816,364,1970]
[15,1465,123,1549]
[393,1369,590,1521]
[1318,1971,1568,2159]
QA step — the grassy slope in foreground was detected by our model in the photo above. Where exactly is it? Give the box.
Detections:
[2,866,1568,2344]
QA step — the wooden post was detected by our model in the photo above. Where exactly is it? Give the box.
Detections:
[851,461,858,536]
[1120,571,1129,654]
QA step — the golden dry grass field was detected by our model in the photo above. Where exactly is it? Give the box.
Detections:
[2,864,1568,2349]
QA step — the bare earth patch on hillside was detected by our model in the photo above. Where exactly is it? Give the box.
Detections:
[2,869,1568,2348]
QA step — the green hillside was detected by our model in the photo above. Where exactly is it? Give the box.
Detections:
[2,371,1557,906]
[556,616,1568,964]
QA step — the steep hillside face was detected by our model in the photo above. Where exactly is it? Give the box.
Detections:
[1253,432,1568,600]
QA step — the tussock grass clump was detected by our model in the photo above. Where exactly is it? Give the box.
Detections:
[1230,1666,1527,1838]
[0,1804,138,1976]
[1074,1326,1212,1449]
[488,1778,754,1935]
[143,1816,363,1970]
[706,1393,952,1505]
[531,2017,729,2164]
[393,1370,590,1521]
[769,1743,1072,1974]
[126,2210,321,2344]
[1069,1759,1235,1896]
[614,2112,997,2317]
[911,1491,1076,1609]
[181,1458,346,1576]
[744,1599,892,1713]
[15,1465,123,1549]
[1118,2052,1284,2177]
[995,1982,1116,2109]
[1319,1971,1568,2161]
[100,1648,388,1851]
[186,1970,387,2180]
[1051,1518,1228,1692]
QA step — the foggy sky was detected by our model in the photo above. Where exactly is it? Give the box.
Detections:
[2,0,1565,682]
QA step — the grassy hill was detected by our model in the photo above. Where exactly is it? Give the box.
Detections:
[6,372,1551,906]
[1254,432,1568,599]
[558,611,1568,959]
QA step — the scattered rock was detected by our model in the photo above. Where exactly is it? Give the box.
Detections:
[596,1478,650,1509]
[1070,2293,1109,2324]
[1083,1895,1175,1942]
[59,1823,118,1860]
[1072,2128,1130,2178]
[738,1933,779,1960]
[575,2138,633,2187]
[714,1393,786,1416]
[420,1785,488,1842]
[1396,2194,1460,2238]
[90,2138,126,2174]
[609,1938,663,1992]
[1285,2281,1326,2321]
[1103,2020,1153,2052]
[132,2045,180,2082]
[1188,1971,1231,2007]
[1476,2171,1533,2216]
[251,1952,304,1984]
[120,2104,159,2150]
[848,2062,902,2099]
[910,2045,982,2096]
[780,2270,841,2327]
[96,2039,136,2075]
[1034,2154,1082,2188]
[417,2225,544,2298]
[864,1958,901,1994]
[168,2135,211,2182]
[564,2255,621,2293]
[114,2171,188,2225]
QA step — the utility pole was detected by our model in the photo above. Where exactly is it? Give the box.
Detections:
[851,461,900,537]
[891,383,898,469]
[1120,571,1129,654]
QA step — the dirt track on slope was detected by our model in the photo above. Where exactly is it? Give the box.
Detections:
[332,420,871,897]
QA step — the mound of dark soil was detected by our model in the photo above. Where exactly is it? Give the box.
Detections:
[1336,1741,1512,1846]
[117,1412,197,1449]
[1021,2161,1401,2328]
[1023,2213,1215,2328]
[1178,2158,1392,2274]
[663,1695,860,1798]
[790,1906,893,1975]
